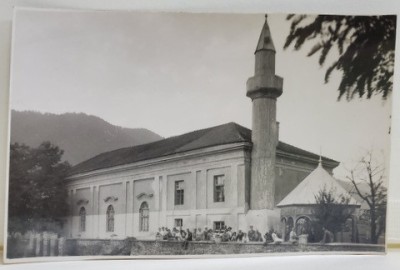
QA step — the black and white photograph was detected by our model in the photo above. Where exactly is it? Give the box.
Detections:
[5,8,395,261]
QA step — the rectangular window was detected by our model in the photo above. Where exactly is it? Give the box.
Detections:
[214,221,225,231]
[174,218,183,228]
[214,175,225,202]
[174,180,184,205]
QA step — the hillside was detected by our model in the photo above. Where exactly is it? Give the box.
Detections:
[10,110,163,165]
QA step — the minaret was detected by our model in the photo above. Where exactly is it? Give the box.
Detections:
[247,15,283,210]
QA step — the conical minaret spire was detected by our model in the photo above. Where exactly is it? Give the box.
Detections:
[255,15,276,53]
[247,15,283,210]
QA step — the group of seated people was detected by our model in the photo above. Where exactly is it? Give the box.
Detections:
[155,225,296,245]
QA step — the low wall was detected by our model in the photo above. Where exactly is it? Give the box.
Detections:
[7,233,66,259]
[66,238,133,256]
[66,239,385,257]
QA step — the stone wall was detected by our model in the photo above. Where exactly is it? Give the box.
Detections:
[66,239,385,257]
[66,238,134,256]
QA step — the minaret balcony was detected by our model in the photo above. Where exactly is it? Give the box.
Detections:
[246,74,283,100]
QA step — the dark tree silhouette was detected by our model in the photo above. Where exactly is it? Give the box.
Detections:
[8,142,71,233]
[312,187,355,241]
[284,15,396,100]
[347,151,387,244]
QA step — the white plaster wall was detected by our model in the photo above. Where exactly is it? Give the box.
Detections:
[66,146,249,239]
[98,183,124,239]
[167,173,191,211]
[72,188,90,238]
[133,178,155,212]
[206,167,234,209]
[166,214,191,229]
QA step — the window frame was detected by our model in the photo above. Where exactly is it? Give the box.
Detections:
[106,205,115,232]
[174,218,183,228]
[174,180,185,205]
[79,207,86,232]
[214,221,225,231]
[213,174,225,202]
[139,201,149,232]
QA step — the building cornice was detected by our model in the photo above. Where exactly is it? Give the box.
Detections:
[67,142,252,181]
[276,149,339,169]
[277,203,361,208]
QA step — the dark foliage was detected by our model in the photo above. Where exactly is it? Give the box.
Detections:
[284,15,396,100]
[347,151,387,244]
[8,142,71,233]
[312,188,355,238]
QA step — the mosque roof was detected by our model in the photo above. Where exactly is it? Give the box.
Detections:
[277,162,360,207]
[69,122,338,176]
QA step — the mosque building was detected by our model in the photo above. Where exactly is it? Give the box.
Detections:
[65,16,357,241]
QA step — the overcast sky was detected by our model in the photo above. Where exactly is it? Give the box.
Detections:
[10,9,392,180]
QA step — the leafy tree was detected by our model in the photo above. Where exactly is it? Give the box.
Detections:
[312,187,355,241]
[284,15,396,100]
[8,142,71,233]
[347,151,387,244]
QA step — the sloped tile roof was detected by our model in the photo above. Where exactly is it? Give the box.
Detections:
[277,163,359,207]
[69,122,337,176]
[336,179,370,209]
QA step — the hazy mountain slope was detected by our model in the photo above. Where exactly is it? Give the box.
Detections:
[10,110,163,165]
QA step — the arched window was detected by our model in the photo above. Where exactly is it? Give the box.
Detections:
[79,207,86,232]
[295,216,311,235]
[106,205,115,232]
[281,217,287,241]
[287,217,294,234]
[139,202,149,232]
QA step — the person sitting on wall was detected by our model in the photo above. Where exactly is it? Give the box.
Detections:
[263,230,274,245]
[162,228,168,240]
[248,226,256,241]
[227,227,233,238]
[271,229,283,244]
[252,229,258,241]
[172,227,179,240]
[222,229,231,242]
[161,227,168,239]
[202,227,209,241]
[308,227,317,243]
[180,230,187,241]
[164,228,173,240]
[242,233,249,243]
[156,227,162,241]
[193,228,197,241]
[237,230,244,242]
[175,229,184,241]
[196,228,202,241]
[208,229,214,242]
[182,228,193,250]
[289,229,299,244]
[320,227,334,244]
[255,229,263,242]
[187,229,193,241]
[213,229,221,243]
[230,232,237,242]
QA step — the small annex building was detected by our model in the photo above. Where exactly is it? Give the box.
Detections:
[277,161,360,242]
[65,15,346,241]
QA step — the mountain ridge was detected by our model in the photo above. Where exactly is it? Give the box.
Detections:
[10,110,163,165]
